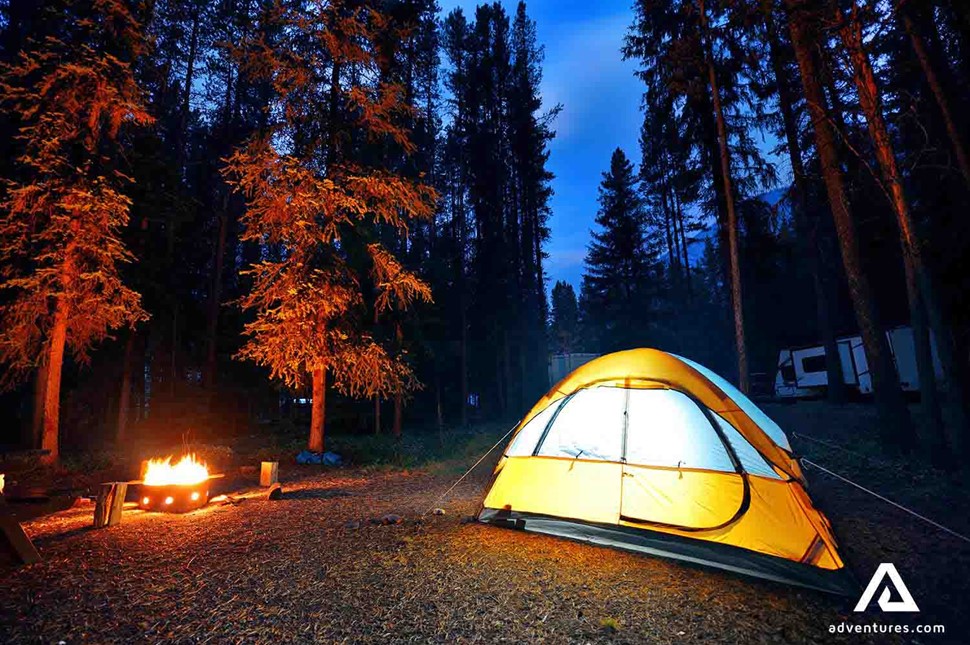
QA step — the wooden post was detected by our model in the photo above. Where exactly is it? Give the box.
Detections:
[93,482,128,528]
[260,462,279,487]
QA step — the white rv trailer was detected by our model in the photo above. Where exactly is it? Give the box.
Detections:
[548,353,600,386]
[774,326,943,399]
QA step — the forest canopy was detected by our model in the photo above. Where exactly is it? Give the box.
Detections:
[1,0,969,464]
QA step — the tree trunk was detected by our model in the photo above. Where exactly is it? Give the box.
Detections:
[117,329,135,443]
[765,8,845,403]
[435,371,444,433]
[700,0,748,392]
[900,8,970,188]
[661,169,678,279]
[175,4,200,172]
[502,331,512,415]
[840,5,952,457]
[785,0,914,450]
[42,297,69,465]
[328,58,342,162]
[393,323,403,438]
[204,194,230,392]
[374,396,381,435]
[675,191,692,298]
[309,365,326,453]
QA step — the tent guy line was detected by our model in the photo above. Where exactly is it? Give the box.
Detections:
[802,458,970,544]
[423,423,519,516]
[792,431,893,466]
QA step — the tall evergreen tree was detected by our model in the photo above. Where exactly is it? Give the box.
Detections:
[224,0,436,453]
[783,0,914,451]
[549,280,579,354]
[439,1,555,417]
[581,149,656,352]
[0,0,152,462]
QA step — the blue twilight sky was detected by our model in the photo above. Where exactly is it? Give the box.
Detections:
[438,0,645,292]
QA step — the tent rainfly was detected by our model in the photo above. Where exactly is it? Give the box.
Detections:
[478,349,855,595]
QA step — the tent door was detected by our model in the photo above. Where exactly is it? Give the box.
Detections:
[617,388,749,531]
[619,464,746,530]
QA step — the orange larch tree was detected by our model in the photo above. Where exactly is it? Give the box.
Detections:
[0,0,152,463]
[225,0,436,453]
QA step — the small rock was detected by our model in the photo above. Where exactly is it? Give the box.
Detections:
[267,483,283,500]
[460,515,477,524]
[380,513,404,525]
[344,520,361,530]
[432,508,446,516]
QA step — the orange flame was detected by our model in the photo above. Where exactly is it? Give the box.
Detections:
[143,454,209,486]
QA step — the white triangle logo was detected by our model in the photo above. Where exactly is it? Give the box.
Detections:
[854,563,919,612]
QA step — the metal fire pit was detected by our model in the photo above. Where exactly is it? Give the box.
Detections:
[138,475,222,513]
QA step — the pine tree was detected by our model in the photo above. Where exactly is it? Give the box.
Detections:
[439,2,555,417]
[835,2,948,457]
[758,1,846,403]
[625,0,776,389]
[582,149,656,352]
[0,0,152,463]
[783,0,914,451]
[224,0,436,453]
[550,280,579,354]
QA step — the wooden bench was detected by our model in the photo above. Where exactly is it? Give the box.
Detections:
[1,487,78,565]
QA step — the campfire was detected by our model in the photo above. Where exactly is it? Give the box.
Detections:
[139,454,215,513]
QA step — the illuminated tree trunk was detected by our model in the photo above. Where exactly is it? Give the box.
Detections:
[699,0,747,393]
[785,0,914,450]
[42,296,69,465]
[309,365,326,453]
[840,6,963,457]
[900,8,970,188]
[765,9,845,403]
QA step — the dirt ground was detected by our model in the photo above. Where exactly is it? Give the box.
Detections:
[3,401,968,643]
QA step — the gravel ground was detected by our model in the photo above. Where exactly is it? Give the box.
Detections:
[3,402,968,643]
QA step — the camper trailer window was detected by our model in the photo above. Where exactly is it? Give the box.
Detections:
[801,355,827,373]
[780,363,796,382]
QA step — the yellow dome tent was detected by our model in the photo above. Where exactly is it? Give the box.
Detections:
[478,348,854,594]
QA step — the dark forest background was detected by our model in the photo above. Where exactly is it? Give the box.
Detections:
[1,0,969,464]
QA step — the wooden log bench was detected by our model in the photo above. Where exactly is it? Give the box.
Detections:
[0,495,42,565]
[0,484,79,565]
